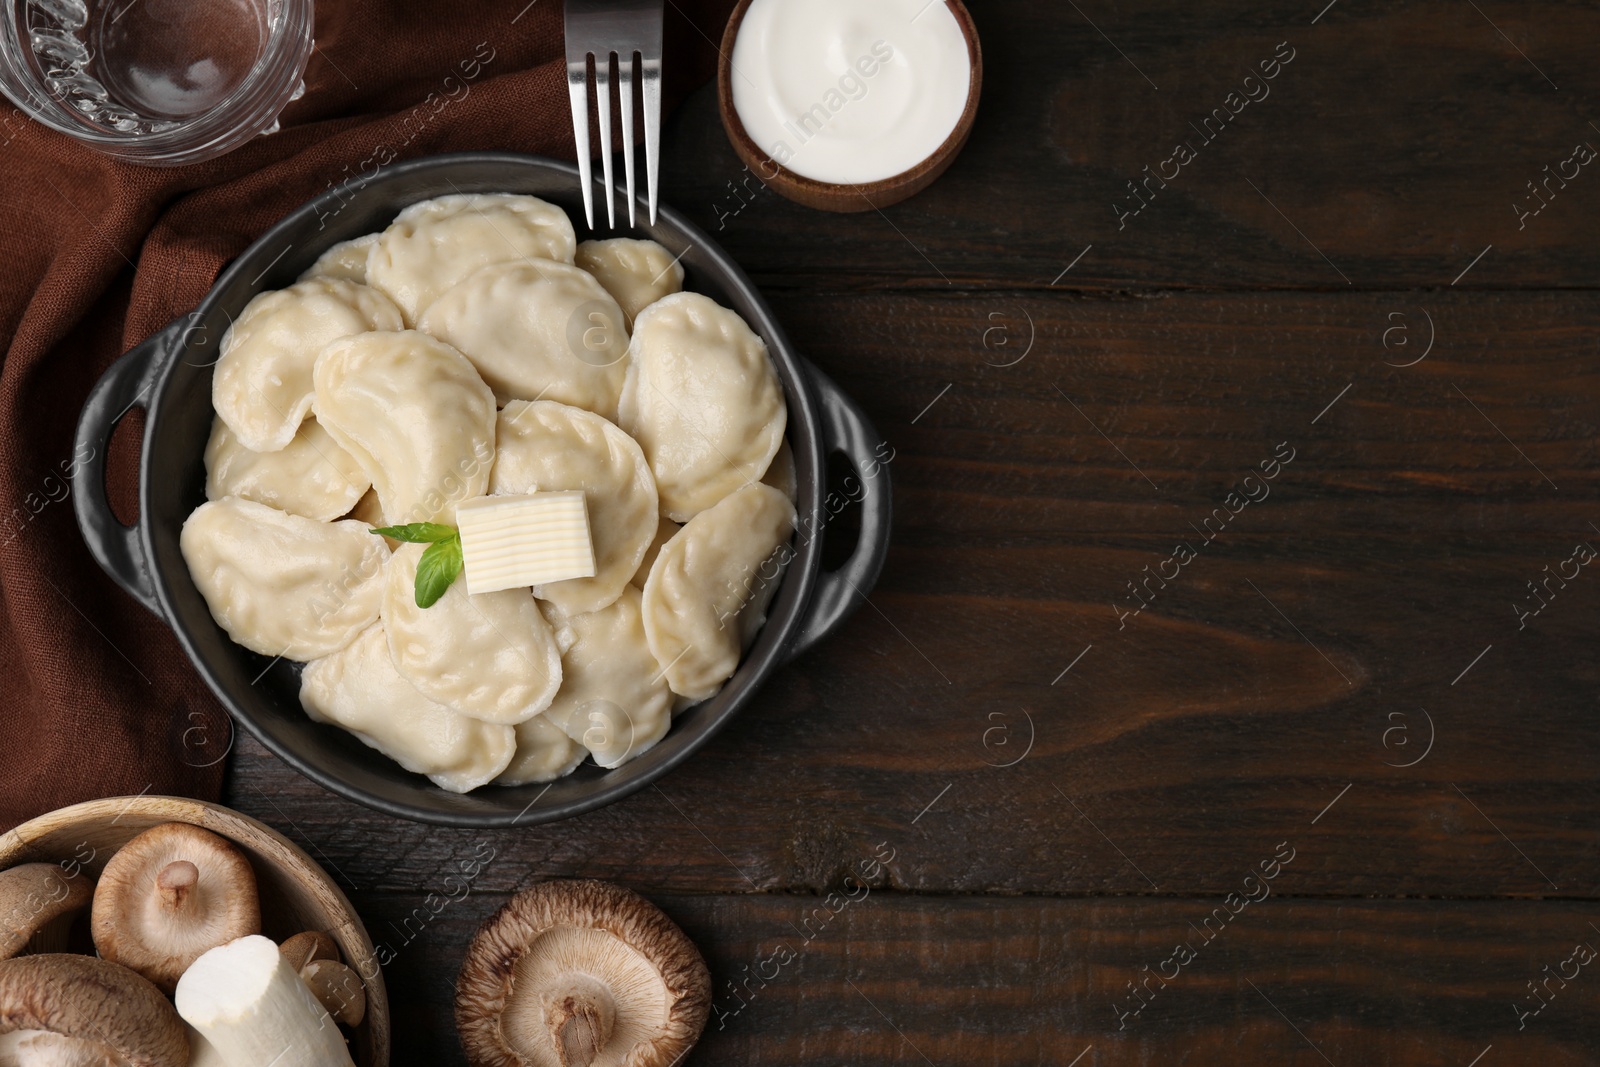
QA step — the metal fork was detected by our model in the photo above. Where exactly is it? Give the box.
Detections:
[564,0,664,229]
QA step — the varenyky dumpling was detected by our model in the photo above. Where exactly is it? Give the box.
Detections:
[180,497,387,660]
[213,278,403,453]
[418,261,631,418]
[493,714,586,787]
[738,532,791,652]
[366,193,577,324]
[540,587,671,768]
[298,233,379,285]
[491,400,658,616]
[300,625,515,793]
[194,190,798,793]
[312,330,496,525]
[641,483,795,700]
[205,415,369,522]
[745,440,797,644]
[619,292,786,521]
[575,238,685,329]
[382,544,562,725]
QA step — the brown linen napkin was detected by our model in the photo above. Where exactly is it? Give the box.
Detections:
[0,0,734,832]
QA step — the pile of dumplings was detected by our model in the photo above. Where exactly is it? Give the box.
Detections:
[181,193,798,793]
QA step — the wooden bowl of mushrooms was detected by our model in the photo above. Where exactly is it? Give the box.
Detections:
[0,795,388,1066]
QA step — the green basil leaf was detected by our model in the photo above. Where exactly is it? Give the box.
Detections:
[414,535,464,608]
[372,523,457,544]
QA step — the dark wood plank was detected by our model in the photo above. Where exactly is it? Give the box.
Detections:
[660,3,1600,290]
[308,891,1600,1065]
[205,7,1600,1061]
[226,287,1600,899]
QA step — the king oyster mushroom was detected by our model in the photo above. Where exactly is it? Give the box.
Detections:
[90,823,261,993]
[456,880,710,1067]
[0,953,188,1067]
[175,935,355,1067]
[0,865,93,960]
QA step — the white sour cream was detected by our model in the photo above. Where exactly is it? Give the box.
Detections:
[730,0,971,185]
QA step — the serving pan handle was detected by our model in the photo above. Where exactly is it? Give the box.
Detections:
[72,318,183,617]
[785,362,894,663]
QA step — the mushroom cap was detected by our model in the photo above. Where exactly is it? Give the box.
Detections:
[90,823,261,993]
[456,880,710,1067]
[0,1030,124,1067]
[301,959,367,1027]
[0,865,93,961]
[279,930,340,974]
[0,954,187,1067]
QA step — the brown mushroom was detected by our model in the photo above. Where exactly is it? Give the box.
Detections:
[0,865,93,960]
[279,929,339,974]
[0,953,188,1067]
[456,880,710,1067]
[90,823,260,993]
[301,958,367,1027]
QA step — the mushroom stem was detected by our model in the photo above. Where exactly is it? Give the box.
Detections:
[156,861,199,911]
[546,983,616,1067]
[175,935,355,1067]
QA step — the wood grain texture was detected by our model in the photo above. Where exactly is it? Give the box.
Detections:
[293,890,1600,1066]
[662,4,1600,291]
[224,287,1600,908]
[207,4,1600,1062]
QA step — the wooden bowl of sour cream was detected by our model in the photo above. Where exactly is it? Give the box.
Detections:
[717,0,982,212]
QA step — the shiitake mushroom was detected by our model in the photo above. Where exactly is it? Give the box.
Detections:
[456,880,710,1067]
[90,823,261,993]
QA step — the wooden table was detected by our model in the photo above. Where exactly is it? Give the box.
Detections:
[226,4,1600,1062]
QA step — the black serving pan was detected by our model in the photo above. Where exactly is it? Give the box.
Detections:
[73,153,891,827]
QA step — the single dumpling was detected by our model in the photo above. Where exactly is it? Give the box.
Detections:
[312,330,496,525]
[297,233,379,284]
[212,278,404,453]
[540,587,671,768]
[630,516,679,589]
[418,261,631,417]
[574,238,685,329]
[301,625,515,793]
[738,531,791,652]
[490,400,658,616]
[493,714,587,787]
[641,483,795,700]
[382,543,562,725]
[367,193,577,323]
[180,497,388,660]
[205,415,370,522]
[618,292,786,521]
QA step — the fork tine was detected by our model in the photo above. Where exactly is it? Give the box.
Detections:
[619,51,637,227]
[566,58,594,230]
[642,54,661,225]
[594,51,616,229]
[566,0,663,226]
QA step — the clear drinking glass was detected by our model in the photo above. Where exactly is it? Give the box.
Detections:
[0,0,313,165]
